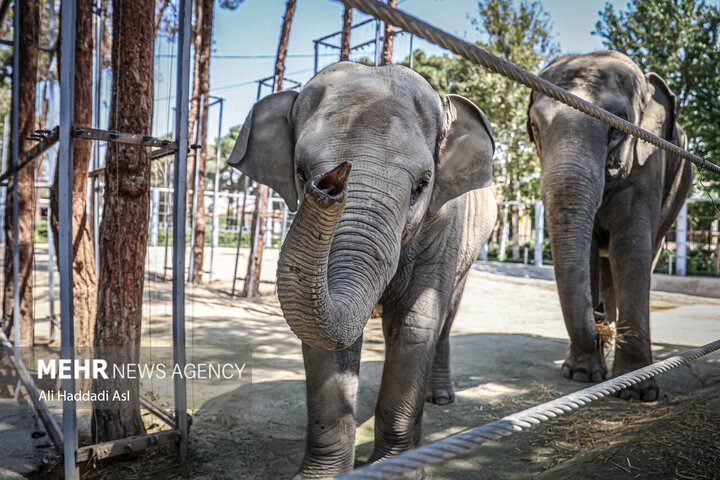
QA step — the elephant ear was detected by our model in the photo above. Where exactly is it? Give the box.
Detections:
[228,90,300,211]
[635,73,676,167]
[430,94,495,214]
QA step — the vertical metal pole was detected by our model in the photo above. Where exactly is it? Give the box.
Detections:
[150,187,159,247]
[676,201,688,277]
[92,0,103,273]
[47,205,56,342]
[231,175,250,296]
[0,186,5,244]
[173,0,191,463]
[374,20,382,66]
[534,200,544,266]
[479,242,488,261]
[188,94,203,281]
[2,115,8,173]
[313,41,319,74]
[209,99,223,283]
[11,0,21,366]
[408,33,414,69]
[58,0,78,477]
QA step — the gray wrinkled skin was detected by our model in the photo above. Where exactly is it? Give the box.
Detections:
[528,51,692,402]
[228,62,497,478]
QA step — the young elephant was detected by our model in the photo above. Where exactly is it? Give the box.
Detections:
[527,51,692,401]
[229,62,496,478]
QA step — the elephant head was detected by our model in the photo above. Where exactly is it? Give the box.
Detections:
[527,51,681,353]
[229,62,494,350]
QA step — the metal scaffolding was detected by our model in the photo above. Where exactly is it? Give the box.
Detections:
[0,0,193,477]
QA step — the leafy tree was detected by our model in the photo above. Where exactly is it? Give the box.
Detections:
[594,0,720,208]
[411,0,558,259]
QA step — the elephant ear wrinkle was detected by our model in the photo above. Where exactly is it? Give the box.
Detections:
[430,94,495,214]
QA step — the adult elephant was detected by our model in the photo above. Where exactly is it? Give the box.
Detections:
[527,51,692,401]
[229,62,497,478]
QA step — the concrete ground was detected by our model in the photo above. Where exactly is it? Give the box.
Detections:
[1,247,719,479]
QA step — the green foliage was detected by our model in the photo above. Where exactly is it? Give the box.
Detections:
[206,123,246,192]
[410,0,558,203]
[594,0,720,212]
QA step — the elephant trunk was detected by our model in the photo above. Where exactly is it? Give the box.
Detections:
[542,146,604,354]
[276,162,395,350]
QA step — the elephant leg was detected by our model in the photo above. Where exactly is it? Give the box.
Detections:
[426,272,469,405]
[608,228,658,402]
[369,290,448,478]
[295,337,362,479]
[561,240,607,383]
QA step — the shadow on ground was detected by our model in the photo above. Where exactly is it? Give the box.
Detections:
[75,332,720,480]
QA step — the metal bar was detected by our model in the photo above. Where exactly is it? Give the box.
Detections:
[11,0,20,369]
[313,41,319,74]
[0,328,63,448]
[150,187,159,247]
[71,126,178,149]
[2,115,8,173]
[348,38,377,50]
[140,396,175,428]
[47,204,57,342]
[315,17,375,42]
[0,126,59,183]
[188,94,204,282]
[341,0,720,174]
[58,0,78,477]
[172,0,192,462]
[534,201,544,267]
[209,99,224,283]
[374,19,381,66]
[231,175,250,296]
[92,0,103,274]
[336,338,720,479]
[676,201,688,276]
[75,429,179,463]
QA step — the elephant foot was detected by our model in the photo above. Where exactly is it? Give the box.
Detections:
[293,465,350,480]
[426,385,455,405]
[612,357,659,402]
[561,344,608,382]
[612,377,659,402]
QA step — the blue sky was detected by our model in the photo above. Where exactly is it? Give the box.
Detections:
[151,0,630,141]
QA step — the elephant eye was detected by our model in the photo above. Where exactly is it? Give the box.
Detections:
[296,166,308,182]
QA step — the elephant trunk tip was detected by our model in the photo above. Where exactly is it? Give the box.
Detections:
[311,161,352,200]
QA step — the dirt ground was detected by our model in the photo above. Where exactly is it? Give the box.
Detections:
[4,247,720,479]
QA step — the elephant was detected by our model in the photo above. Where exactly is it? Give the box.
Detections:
[527,51,692,401]
[228,61,497,478]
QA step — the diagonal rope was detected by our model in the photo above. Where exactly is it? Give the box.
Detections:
[337,0,720,176]
[334,338,720,479]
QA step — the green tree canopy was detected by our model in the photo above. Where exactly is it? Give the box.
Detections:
[411,0,559,202]
[594,0,720,204]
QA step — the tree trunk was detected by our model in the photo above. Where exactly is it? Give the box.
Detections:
[243,0,295,296]
[340,7,352,61]
[273,0,296,92]
[50,0,97,351]
[242,185,268,297]
[186,0,203,222]
[91,0,154,442]
[191,0,214,284]
[2,0,38,348]
[380,0,397,65]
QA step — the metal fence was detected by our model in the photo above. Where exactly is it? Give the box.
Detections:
[488,199,719,276]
